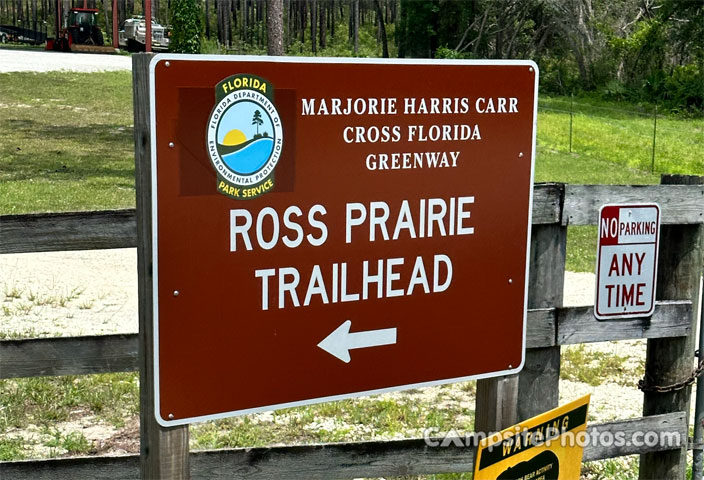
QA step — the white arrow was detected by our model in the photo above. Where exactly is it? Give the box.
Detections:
[317,320,397,363]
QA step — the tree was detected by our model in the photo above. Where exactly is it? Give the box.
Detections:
[266,0,283,55]
[352,0,358,55]
[170,0,201,53]
[373,0,388,58]
[252,110,263,135]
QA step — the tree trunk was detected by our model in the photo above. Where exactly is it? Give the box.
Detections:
[373,0,387,57]
[102,0,110,43]
[353,0,358,54]
[243,0,248,43]
[266,0,282,55]
[329,0,335,37]
[204,0,209,39]
[310,0,316,54]
[299,0,305,42]
[318,0,324,49]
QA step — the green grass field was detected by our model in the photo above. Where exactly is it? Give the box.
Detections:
[0,71,134,214]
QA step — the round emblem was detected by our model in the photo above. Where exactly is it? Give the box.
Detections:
[207,87,283,191]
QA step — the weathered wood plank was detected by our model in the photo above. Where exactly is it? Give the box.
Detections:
[191,438,477,479]
[563,184,704,226]
[583,412,687,462]
[0,454,139,480]
[0,413,686,479]
[475,374,518,434]
[526,308,556,348]
[0,209,137,254]
[557,301,691,346]
[531,183,563,224]
[518,222,566,422]
[133,53,190,480]
[641,175,703,479]
[0,334,138,379]
[0,310,551,380]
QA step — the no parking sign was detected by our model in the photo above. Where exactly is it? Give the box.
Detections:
[595,204,660,320]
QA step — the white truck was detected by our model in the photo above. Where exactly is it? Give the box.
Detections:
[119,16,169,52]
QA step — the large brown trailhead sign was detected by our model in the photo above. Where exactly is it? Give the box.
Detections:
[149,56,538,426]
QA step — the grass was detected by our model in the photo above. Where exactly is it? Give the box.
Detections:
[2,281,86,318]
[0,437,26,461]
[560,344,640,387]
[582,456,640,480]
[45,430,92,456]
[191,384,475,450]
[0,372,139,459]
[0,70,135,214]
[538,95,703,176]
[0,373,139,433]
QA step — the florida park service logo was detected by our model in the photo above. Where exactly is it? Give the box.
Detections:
[207,74,283,200]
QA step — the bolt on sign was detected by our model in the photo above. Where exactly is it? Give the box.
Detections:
[594,204,660,320]
[149,56,538,426]
[474,395,590,479]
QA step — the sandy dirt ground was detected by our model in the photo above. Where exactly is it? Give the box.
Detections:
[0,48,131,73]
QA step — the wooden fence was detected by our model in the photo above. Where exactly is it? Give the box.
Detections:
[1,178,702,479]
[0,54,702,479]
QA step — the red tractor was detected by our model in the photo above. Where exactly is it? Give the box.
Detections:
[48,7,114,53]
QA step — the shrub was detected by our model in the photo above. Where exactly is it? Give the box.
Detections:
[170,0,201,54]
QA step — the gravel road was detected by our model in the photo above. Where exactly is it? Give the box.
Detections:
[0,48,132,73]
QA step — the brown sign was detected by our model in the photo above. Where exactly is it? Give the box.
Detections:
[150,56,538,426]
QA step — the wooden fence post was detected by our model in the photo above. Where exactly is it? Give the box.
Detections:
[133,53,190,479]
[475,375,519,434]
[640,174,704,479]
[517,184,566,421]
[517,227,565,419]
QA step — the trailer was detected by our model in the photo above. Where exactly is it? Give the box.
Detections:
[0,24,46,45]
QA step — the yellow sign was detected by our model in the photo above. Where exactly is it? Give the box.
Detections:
[474,395,590,480]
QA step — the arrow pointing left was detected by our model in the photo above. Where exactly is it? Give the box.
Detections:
[317,320,397,363]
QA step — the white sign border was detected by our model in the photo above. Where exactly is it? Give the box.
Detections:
[149,54,539,427]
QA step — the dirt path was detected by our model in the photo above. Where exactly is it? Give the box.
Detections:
[0,48,131,73]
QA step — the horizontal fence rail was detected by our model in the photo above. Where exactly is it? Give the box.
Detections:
[0,301,690,379]
[2,184,703,255]
[563,184,704,226]
[0,334,138,379]
[0,412,686,480]
[0,209,137,254]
